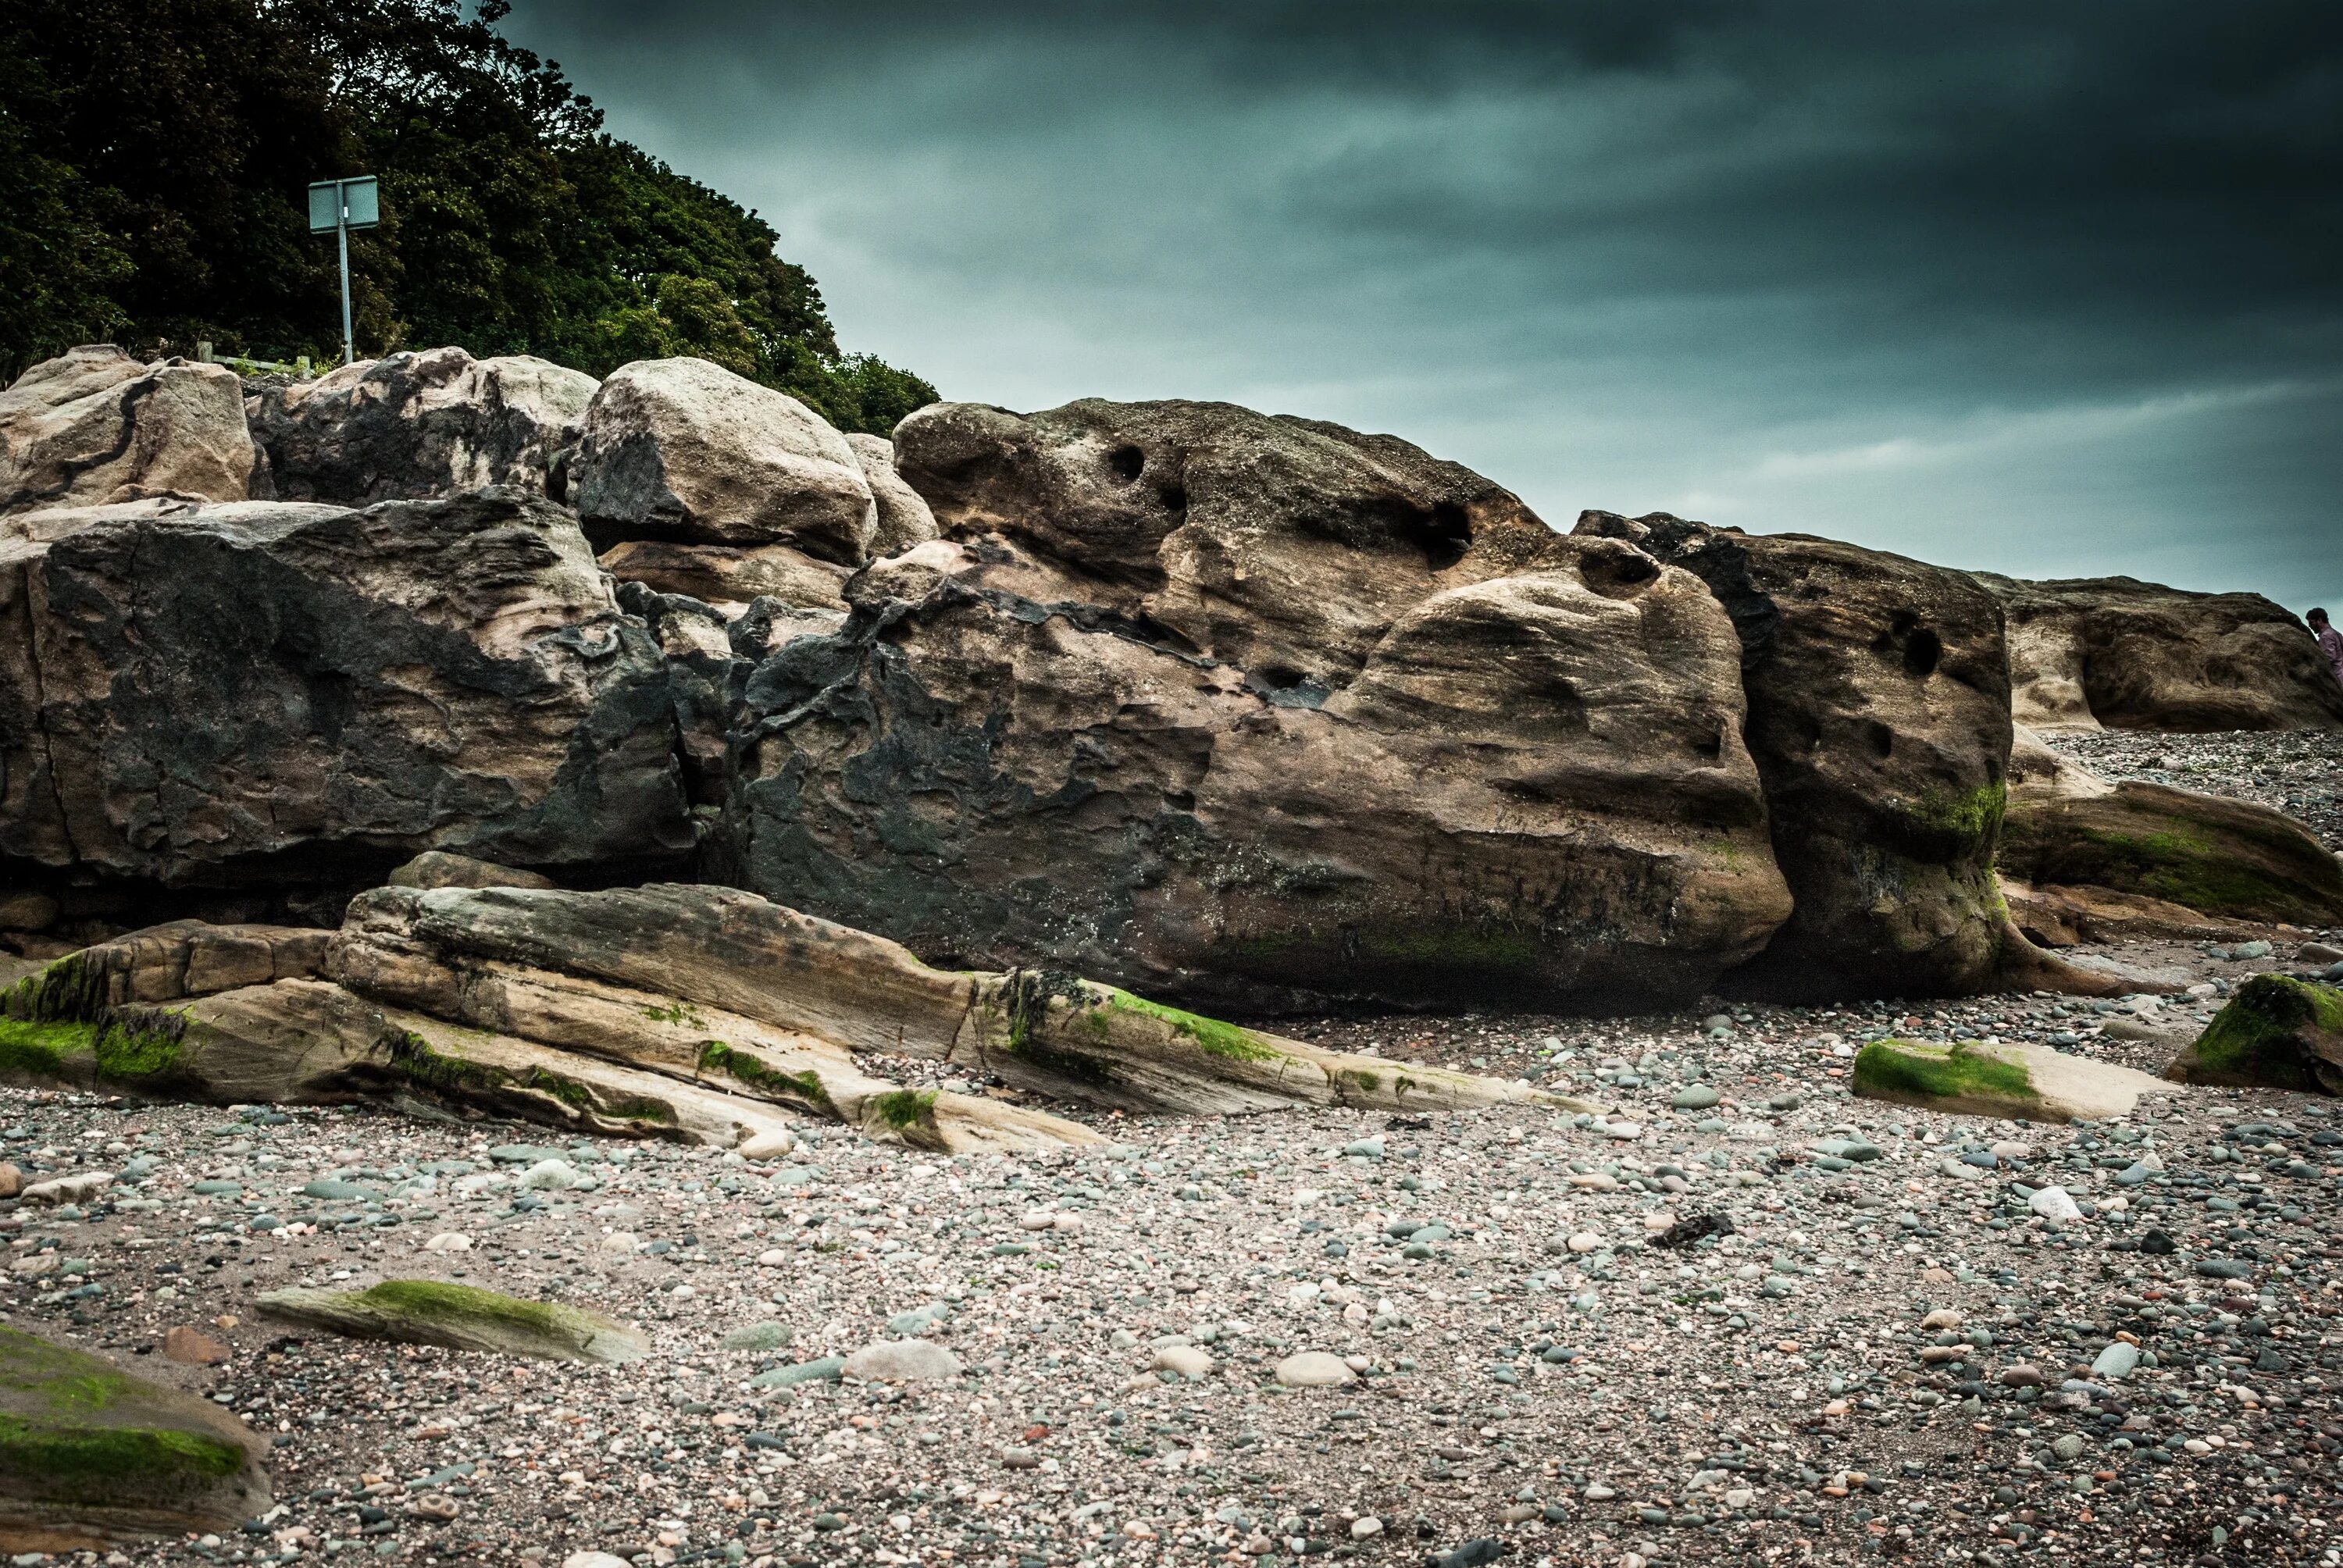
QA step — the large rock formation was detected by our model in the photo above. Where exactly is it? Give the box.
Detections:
[2166,975,2343,1095]
[0,487,690,910]
[0,1325,273,1549]
[2,884,1582,1151]
[2000,727,2343,926]
[1578,512,2015,1000]
[0,347,253,515]
[716,401,1794,1011]
[245,346,597,506]
[846,431,940,558]
[576,358,877,609]
[1977,573,2343,732]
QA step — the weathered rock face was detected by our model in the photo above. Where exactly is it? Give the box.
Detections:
[846,432,940,558]
[0,487,690,900]
[255,1281,648,1363]
[2000,736,2343,926]
[0,347,253,515]
[1977,573,2343,732]
[1852,1036,2178,1124]
[891,398,1569,693]
[0,1324,272,1549]
[576,357,876,617]
[2,883,1577,1149]
[245,347,597,507]
[719,522,1792,1010]
[1579,511,2015,1000]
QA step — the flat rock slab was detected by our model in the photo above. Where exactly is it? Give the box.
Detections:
[1273,1351,1357,1388]
[842,1340,962,1383]
[0,1324,271,1550]
[255,1281,648,1364]
[1853,1038,2180,1123]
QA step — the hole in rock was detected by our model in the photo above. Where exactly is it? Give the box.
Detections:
[1399,501,1473,571]
[1902,626,1943,678]
[1863,718,1895,759]
[1106,445,1146,483]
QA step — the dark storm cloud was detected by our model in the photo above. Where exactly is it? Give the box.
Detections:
[501,1,2343,610]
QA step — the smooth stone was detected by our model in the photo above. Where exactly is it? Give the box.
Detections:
[1274,1352,1357,1388]
[1671,1085,1721,1111]
[719,1320,795,1352]
[2090,1342,2141,1381]
[843,1339,963,1383]
[746,1356,846,1388]
[1151,1344,1215,1379]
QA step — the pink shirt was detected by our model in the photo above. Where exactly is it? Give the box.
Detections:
[2321,624,2343,687]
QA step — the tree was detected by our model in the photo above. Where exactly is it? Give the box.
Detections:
[0,0,934,432]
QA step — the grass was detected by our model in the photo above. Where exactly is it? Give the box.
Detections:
[869,1089,939,1130]
[2172,975,2343,1092]
[1853,1039,2039,1106]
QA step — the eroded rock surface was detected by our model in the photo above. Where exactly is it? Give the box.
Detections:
[0,486,691,898]
[245,347,597,506]
[1978,572,2343,732]
[255,1281,649,1363]
[1580,511,2015,1000]
[0,347,253,515]
[719,514,1792,1010]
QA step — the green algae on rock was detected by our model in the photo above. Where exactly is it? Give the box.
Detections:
[1854,1037,2181,1124]
[0,1324,270,1550]
[255,1280,651,1364]
[2166,975,2343,1095]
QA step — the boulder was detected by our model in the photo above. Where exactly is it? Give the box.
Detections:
[1580,512,2014,1000]
[0,346,253,516]
[254,1281,648,1363]
[2000,729,2343,925]
[891,397,1568,691]
[2165,975,2343,1095]
[845,432,940,558]
[1977,572,2343,732]
[717,522,1792,1010]
[573,357,876,563]
[0,1324,271,1549]
[245,347,597,506]
[0,486,691,894]
[1852,1037,2180,1123]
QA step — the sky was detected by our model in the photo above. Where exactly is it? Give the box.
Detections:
[501,1,2343,615]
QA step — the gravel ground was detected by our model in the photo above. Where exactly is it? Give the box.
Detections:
[2046,729,2343,853]
[7,747,2343,1568]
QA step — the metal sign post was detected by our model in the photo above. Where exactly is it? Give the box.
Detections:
[307,176,380,365]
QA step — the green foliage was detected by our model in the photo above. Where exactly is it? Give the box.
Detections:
[1852,1039,2038,1107]
[869,1089,939,1130]
[0,0,934,431]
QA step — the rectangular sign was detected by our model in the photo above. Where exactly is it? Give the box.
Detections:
[307,176,381,232]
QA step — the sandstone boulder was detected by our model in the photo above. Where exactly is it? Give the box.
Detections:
[716,523,1792,1011]
[890,397,1571,690]
[2166,975,2343,1095]
[575,357,876,562]
[0,346,253,515]
[255,1281,648,1363]
[0,1324,271,1549]
[1977,573,2343,732]
[0,487,691,896]
[595,537,850,610]
[1581,512,2014,1000]
[245,347,597,506]
[846,432,940,558]
[1852,1037,2180,1123]
[2001,728,2343,925]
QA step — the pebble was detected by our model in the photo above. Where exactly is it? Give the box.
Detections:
[842,1338,963,1382]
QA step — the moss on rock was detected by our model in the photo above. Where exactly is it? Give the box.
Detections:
[1853,1038,2042,1118]
[2166,975,2343,1094]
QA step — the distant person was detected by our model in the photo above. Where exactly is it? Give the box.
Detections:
[2314,608,2343,689]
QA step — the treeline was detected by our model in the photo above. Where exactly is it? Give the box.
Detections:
[0,0,934,434]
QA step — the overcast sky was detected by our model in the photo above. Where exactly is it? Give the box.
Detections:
[504,1,2341,615]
